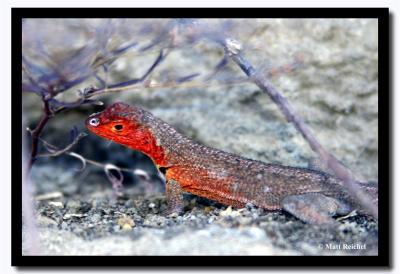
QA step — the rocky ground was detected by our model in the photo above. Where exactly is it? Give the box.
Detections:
[22,18,379,256]
[26,170,378,255]
[30,198,377,256]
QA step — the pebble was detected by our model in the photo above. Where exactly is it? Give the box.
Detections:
[48,201,64,208]
[67,200,81,209]
[117,215,135,231]
[167,212,179,218]
[35,192,63,201]
[63,213,85,220]
[37,215,58,226]
[219,206,241,218]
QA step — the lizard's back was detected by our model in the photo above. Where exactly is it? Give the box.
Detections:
[148,116,357,210]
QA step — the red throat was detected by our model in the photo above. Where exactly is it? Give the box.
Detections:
[117,126,167,167]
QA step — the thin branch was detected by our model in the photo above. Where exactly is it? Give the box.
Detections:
[36,132,87,158]
[86,49,169,98]
[205,55,229,81]
[27,99,52,172]
[80,77,252,99]
[35,136,162,194]
[104,164,124,196]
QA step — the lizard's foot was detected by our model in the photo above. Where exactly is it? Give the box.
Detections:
[161,204,184,217]
[282,193,352,226]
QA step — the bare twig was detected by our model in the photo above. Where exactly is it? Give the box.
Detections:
[77,77,252,99]
[27,99,52,172]
[104,164,124,196]
[85,49,169,98]
[36,132,87,158]
[35,135,162,194]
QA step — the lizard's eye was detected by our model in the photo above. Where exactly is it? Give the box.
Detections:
[113,124,124,131]
[89,117,100,127]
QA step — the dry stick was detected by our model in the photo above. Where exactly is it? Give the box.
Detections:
[27,99,52,172]
[84,76,252,98]
[36,137,161,192]
[224,40,378,220]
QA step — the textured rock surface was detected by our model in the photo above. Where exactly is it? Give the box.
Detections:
[23,18,378,256]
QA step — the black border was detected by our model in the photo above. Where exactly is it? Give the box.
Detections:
[12,8,390,267]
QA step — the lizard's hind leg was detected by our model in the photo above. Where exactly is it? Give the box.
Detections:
[282,193,352,226]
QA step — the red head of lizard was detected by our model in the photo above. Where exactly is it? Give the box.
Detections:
[85,102,167,166]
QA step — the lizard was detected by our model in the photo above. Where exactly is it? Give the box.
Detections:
[85,102,378,225]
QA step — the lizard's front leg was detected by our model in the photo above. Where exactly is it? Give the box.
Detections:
[165,179,184,216]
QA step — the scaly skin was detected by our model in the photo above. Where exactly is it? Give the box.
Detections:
[86,102,378,224]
